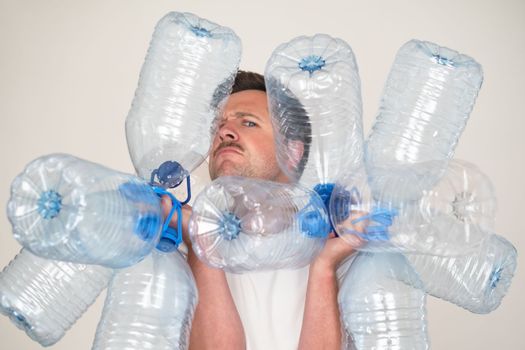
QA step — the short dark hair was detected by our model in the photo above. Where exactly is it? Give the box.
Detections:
[231,70,266,94]
[230,70,311,177]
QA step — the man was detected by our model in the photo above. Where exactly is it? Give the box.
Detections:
[164,71,359,349]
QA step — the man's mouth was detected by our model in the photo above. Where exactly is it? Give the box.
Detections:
[214,143,243,157]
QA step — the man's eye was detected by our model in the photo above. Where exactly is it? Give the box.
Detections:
[243,120,257,127]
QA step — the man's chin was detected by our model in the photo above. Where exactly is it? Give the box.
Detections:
[209,164,246,180]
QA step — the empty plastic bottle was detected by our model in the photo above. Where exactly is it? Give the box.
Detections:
[365,39,483,202]
[330,160,496,256]
[404,233,517,314]
[92,245,198,350]
[189,176,330,273]
[126,11,242,188]
[265,34,364,190]
[338,252,429,350]
[418,158,497,231]
[7,154,163,268]
[0,249,111,346]
[330,166,427,254]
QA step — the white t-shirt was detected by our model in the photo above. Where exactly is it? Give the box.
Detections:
[225,266,310,350]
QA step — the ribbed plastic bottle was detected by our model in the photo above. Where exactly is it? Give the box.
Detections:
[7,154,163,268]
[126,11,242,189]
[330,166,430,253]
[265,34,364,190]
[92,244,198,350]
[418,158,497,231]
[338,252,429,350]
[329,160,496,256]
[365,39,483,202]
[0,249,111,346]
[405,233,517,314]
[189,176,330,273]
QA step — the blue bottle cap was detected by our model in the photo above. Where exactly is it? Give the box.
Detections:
[156,235,179,252]
[313,183,339,234]
[37,190,62,219]
[298,209,330,238]
[299,55,326,74]
[150,161,188,189]
[219,212,241,241]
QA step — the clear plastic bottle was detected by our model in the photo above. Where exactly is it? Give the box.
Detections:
[189,176,330,273]
[125,11,242,188]
[7,154,163,268]
[330,160,495,256]
[418,158,497,231]
[338,252,429,350]
[265,34,364,190]
[92,245,198,350]
[365,39,483,202]
[405,234,517,314]
[0,249,111,346]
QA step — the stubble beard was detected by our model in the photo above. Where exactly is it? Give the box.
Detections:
[209,161,252,180]
[209,158,282,182]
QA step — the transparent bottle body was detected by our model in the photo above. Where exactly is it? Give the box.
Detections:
[418,159,497,230]
[405,234,517,314]
[92,248,198,350]
[0,249,111,346]
[330,160,495,256]
[7,154,163,268]
[265,34,364,188]
[365,39,483,202]
[338,252,429,350]
[125,11,241,187]
[189,176,330,273]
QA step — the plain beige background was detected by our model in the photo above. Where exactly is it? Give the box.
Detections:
[0,0,523,349]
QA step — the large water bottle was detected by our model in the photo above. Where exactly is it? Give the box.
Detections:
[405,234,517,314]
[126,11,242,188]
[365,39,483,202]
[265,34,364,190]
[418,158,497,231]
[7,154,163,268]
[92,246,198,350]
[189,176,330,273]
[0,249,111,346]
[330,159,495,255]
[338,252,429,350]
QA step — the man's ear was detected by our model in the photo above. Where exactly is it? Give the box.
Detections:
[286,139,305,171]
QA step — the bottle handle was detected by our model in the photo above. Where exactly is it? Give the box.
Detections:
[151,175,192,247]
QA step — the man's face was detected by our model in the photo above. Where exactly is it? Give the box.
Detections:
[209,90,288,183]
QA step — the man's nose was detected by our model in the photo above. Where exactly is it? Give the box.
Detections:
[218,120,239,142]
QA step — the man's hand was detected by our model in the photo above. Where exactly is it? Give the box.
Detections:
[311,210,368,272]
[298,210,368,350]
